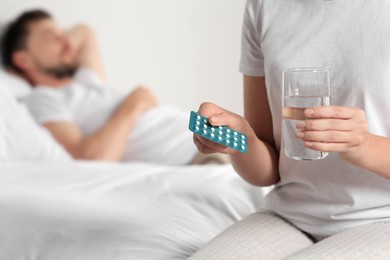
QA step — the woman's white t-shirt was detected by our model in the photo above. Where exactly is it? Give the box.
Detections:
[240,0,390,236]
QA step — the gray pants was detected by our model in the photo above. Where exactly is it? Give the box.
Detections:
[189,211,390,260]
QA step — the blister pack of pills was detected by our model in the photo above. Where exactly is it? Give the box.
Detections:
[188,111,248,153]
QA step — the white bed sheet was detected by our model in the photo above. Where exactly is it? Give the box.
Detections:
[0,161,267,260]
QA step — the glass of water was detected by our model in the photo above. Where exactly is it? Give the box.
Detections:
[282,67,331,160]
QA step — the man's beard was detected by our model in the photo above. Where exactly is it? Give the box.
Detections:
[33,55,78,79]
[42,65,78,79]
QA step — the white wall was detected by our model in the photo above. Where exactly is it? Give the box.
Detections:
[0,0,246,114]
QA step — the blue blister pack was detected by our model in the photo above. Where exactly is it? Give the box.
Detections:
[188,111,248,153]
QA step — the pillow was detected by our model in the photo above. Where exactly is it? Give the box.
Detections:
[0,70,32,98]
[0,21,5,69]
[0,84,71,162]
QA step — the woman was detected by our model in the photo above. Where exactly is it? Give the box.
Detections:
[191,0,390,258]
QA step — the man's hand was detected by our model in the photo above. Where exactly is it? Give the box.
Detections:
[119,86,158,115]
[296,105,369,164]
[66,24,105,81]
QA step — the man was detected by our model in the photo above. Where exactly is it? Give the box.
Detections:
[1,9,227,164]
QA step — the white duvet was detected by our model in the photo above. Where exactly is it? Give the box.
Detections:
[0,162,266,260]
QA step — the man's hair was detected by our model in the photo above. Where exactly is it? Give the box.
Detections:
[1,9,51,73]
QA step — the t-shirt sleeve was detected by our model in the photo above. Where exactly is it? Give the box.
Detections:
[239,0,265,77]
[73,67,104,87]
[22,90,73,125]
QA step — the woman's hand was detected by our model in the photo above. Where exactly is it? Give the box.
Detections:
[296,105,369,164]
[193,102,256,155]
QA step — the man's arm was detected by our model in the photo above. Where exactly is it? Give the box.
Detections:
[44,87,157,161]
[66,24,105,82]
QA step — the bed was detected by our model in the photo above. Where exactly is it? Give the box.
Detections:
[0,162,266,260]
[0,70,268,259]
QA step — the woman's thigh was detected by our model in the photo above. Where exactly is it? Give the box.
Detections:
[287,221,390,260]
[189,211,313,260]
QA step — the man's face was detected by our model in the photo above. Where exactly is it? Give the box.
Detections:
[23,18,78,78]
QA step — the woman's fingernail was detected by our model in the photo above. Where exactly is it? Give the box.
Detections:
[296,121,305,129]
[305,109,314,117]
[296,132,305,139]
